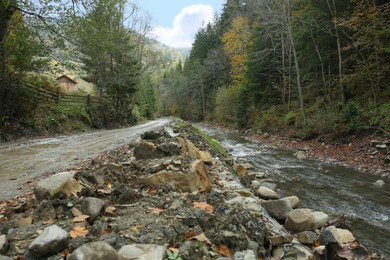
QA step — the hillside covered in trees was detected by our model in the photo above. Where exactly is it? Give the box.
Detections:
[162,0,390,140]
[0,0,184,140]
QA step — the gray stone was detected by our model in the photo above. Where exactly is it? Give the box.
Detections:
[244,202,263,213]
[233,249,256,260]
[297,231,319,244]
[0,256,12,260]
[280,196,300,209]
[312,211,329,228]
[295,151,307,159]
[274,244,313,259]
[34,171,82,201]
[256,186,280,200]
[285,209,318,232]
[81,197,105,223]
[68,241,119,260]
[141,130,162,140]
[118,244,166,260]
[0,234,8,255]
[262,199,293,221]
[373,179,385,187]
[319,226,355,246]
[28,225,69,258]
[251,180,261,189]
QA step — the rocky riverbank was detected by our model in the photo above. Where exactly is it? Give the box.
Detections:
[0,122,386,259]
[218,126,390,179]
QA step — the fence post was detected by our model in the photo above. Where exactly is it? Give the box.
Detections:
[56,86,60,103]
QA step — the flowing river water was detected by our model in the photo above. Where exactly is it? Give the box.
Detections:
[200,125,390,257]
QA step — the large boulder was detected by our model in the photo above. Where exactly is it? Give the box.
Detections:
[141,160,212,193]
[118,244,166,260]
[312,211,329,229]
[34,171,82,201]
[319,226,355,246]
[285,209,318,232]
[133,142,164,160]
[28,225,69,258]
[256,186,280,200]
[177,138,212,163]
[68,241,120,260]
[262,199,293,221]
[280,196,300,209]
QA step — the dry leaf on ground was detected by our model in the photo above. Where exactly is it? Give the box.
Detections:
[217,244,232,257]
[192,202,214,214]
[73,215,89,222]
[146,207,165,215]
[190,233,211,245]
[71,207,82,217]
[168,247,180,252]
[105,206,116,214]
[69,226,89,238]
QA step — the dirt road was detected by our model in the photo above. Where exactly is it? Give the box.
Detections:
[0,118,172,200]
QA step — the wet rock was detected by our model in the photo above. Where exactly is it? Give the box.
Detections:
[273,244,313,259]
[256,186,280,200]
[297,231,319,244]
[141,130,162,140]
[312,211,329,229]
[262,199,293,221]
[28,225,69,258]
[295,151,307,159]
[34,171,82,201]
[233,249,256,260]
[285,209,318,232]
[280,196,300,209]
[68,241,119,260]
[133,142,164,160]
[373,179,385,187]
[81,197,105,223]
[319,226,355,246]
[118,244,166,260]
[0,234,8,255]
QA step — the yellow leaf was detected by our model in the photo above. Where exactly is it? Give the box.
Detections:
[71,207,83,217]
[105,206,116,214]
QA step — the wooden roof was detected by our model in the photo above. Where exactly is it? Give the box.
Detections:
[56,75,78,84]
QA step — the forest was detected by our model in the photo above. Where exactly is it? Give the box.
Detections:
[0,0,389,140]
[162,0,390,139]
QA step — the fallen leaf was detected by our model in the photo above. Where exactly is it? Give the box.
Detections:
[131,224,145,231]
[168,247,180,253]
[190,233,211,245]
[42,218,54,225]
[105,206,116,214]
[192,202,214,214]
[73,215,89,223]
[97,189,112,195]
[99,228,112,236]
[71,207,82,217]
[217,244,232,257]
[69,226,89,238]
[183,231,197,239]
[146,207,165,215]
[311,240,321,249]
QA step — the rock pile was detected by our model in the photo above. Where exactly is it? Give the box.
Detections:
[0,123,379,259]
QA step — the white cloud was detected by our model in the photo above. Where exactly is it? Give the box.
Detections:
[151,4,214,48]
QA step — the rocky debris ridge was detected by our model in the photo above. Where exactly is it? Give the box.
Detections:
[0,122,378,259]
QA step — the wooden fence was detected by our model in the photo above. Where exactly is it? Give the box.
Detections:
[23,82,102,108]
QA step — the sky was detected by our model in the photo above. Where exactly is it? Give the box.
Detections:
[136,1,226,48]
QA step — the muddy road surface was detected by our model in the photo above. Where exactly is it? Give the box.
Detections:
[0,119,172,200]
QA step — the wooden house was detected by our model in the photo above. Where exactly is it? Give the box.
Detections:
[56,75,78,92]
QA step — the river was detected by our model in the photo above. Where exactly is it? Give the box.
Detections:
[200,125,390,257]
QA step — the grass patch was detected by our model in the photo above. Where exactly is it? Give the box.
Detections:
[194,125,229,158]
